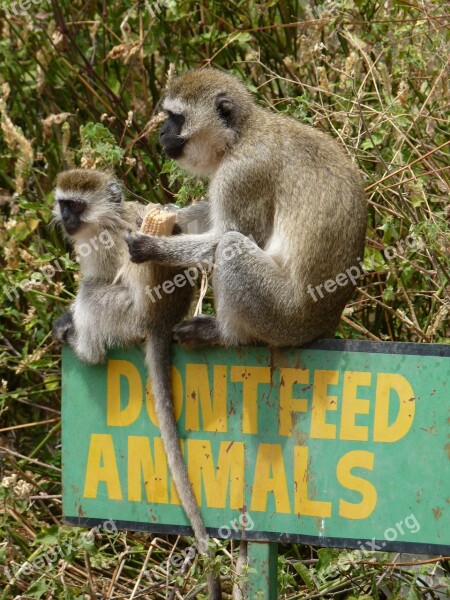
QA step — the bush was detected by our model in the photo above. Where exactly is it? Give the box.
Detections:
[1,1,448,597]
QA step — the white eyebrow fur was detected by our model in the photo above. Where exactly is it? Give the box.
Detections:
[162,97,188,114]
[55,188,89,201]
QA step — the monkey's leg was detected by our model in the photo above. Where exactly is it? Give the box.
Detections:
[217,232,308,345]
[70,315,108,364]
[52,305,106,363]
[125,231,220,267]
[70,283,138,364]
[176,231,304,347]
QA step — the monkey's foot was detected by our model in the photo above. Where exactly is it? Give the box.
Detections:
[125,231,161,263]
[52,311,75,343]
[173,316,221,349]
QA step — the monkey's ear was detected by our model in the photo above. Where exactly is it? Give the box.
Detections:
[214,93,236,128]
[106,181,122,203]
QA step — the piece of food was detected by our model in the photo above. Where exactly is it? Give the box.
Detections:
[140,206,177,236]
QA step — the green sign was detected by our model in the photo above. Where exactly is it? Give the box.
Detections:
[62,340,450,554]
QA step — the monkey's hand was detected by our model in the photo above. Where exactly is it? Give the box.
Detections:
[125,231,162,264]
[52,310,75,343]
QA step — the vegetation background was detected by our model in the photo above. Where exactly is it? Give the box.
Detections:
[0,0,449,598]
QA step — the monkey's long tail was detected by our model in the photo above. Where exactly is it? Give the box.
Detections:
[145,334,222,600]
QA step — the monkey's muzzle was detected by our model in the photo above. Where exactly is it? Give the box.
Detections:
[160,135,187,159]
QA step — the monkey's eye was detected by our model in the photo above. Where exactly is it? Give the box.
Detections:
[166,110,185,127]
[71,202,86,214]
[59,200,86,214]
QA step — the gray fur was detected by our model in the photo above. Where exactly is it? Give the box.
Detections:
[126,68,367,351]
[53,170,221,599]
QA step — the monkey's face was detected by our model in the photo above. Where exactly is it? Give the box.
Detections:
[53,170,123,239]
[159,97,238,177]
[159,109,187,160]
[159,69,253,177]
[56,197,87,235]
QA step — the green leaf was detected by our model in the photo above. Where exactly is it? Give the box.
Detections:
[406,584,422,600]
[293,562,314,590]
[317,547,337,572]
[34,525,59,548]
[377,217,399,245]
[371,572,380,599]
[382,285,395,303]
[26,580,50,599]
[79,122,125,168]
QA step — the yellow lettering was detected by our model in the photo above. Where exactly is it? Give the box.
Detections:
[186,365,227,432]
[231,366,271,434]
[83,434,122,500]
[294,446,332,517]
[107,360,142,426]
[310,370,339,439]
[374,374,415,442]
[170,477,181,505]
[337,451,377,519]
[279,368,309,436]
[146,366,183,427]
[128,436,168,503]
[250,444,291,513]
[340,372,371,441]
[188,440,245,508]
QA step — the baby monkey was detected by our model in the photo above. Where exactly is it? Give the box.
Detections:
[52,169,221,599]
[52,170,179,362]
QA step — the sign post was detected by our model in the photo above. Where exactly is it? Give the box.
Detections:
[62,339,450,594]
[248,542,278,599]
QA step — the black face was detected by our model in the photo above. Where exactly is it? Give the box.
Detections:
[58,199,87,235]
[159,111,187,159]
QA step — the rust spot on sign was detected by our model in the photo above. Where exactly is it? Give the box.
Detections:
[432,507,442,520]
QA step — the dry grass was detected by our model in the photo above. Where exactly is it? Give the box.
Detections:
[1,1,449,597]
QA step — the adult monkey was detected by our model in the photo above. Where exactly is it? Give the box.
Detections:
[125,69,366,599]
[52,169,221,599]
[125,68,367,350]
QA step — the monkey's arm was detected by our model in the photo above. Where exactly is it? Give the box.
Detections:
[175,200,210,234]
[125,230,220,267]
